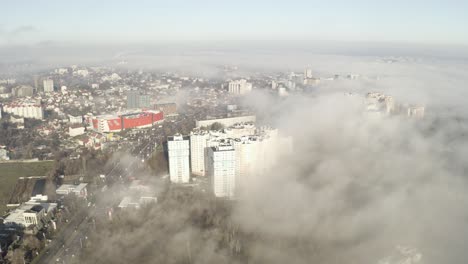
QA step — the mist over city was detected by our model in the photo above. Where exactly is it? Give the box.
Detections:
[0,1,468,264]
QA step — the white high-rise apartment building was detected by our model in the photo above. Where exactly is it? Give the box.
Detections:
[304,68,313,78]
[43,79,54,93]
[207,143,236,198]
[189,124,293,199]
[190,124,256,177]
[228,79,252,95]
[190,131,210,176]
[168,134,190,183]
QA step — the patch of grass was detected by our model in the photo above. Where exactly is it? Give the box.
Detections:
[0,161,54,214]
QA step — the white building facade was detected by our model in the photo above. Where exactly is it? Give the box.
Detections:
[208,144,236,198]
[3,102,44,119]
[228,79,252,95]
[43,79,54,93]
[168,134,190,183]
[190,131,210,176]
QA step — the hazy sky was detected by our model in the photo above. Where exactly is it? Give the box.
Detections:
[1,0,467,46]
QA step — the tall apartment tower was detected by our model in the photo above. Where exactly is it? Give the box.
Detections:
[228,79,252,95]
[33,75,39,91]
[138,94,151,108]
[207,143,236,198]
[168,134,190,183]
[127,90,139,109]
[127,90,150,109]
[304,68,313,79]
[43,79,54,93]
[190,131,210,176]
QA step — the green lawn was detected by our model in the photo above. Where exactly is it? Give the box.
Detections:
[0,161,55,215]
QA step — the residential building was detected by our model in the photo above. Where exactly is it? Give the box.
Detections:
[69,114,83,124]
[168,134,190,183]
[228,79,252,95]
[127,90,151,109]
[56,183,88,198]
[207,143,236,198]
[139,94,151,108]
[304,68,313,78]
[12,85,34,97]
[190,131,210,176]
[3,100,44,119]
[69,125,85,137]
[43,79,54,93]
[127,90,139,109]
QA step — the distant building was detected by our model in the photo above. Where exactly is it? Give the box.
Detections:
[287,80,296,91]
[271,80,278,90]
[33,75,39,90]
[303,78,320,85]
[168,134,190,183]
[228,79,252,95]
[207,144,236,198]
[69,114,83,124]
[43,79,54,93]
[304,68,313,79]
[3,100,44,119]
[196,115,256,128]
[0,148,9,161]
[118,196,157,209]
[10,115,25,125]
[127,90,150,109]
[278,87,288,97]
[407,106,425,119]
[74,69,89,77]
[127,90,139,109]
[56,183,88,198]
[154,103,178,117]
[69,125,85,137]
[139,94,151,108]
[55,68,69,75]
[227,104,238,112]
[12,85,34,97]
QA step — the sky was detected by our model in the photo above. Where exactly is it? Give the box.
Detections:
[1,0,467,46]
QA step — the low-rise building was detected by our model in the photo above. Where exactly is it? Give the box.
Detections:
[0,148,9,161]
[56,183,88,198]
[3,202,57,229]
[69,125,85,137]
[69,114,83,124]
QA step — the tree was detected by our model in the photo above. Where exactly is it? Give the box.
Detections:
[210,122,224,131]
[5,247,25,264]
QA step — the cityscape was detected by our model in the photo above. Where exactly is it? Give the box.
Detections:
[1,1,468,264]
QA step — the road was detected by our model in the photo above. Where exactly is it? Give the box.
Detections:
[34,130,161,263]
[34,208,91,264]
